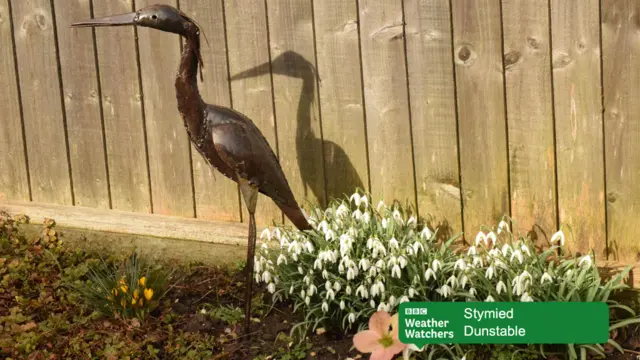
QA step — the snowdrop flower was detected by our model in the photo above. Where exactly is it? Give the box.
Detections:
[399,296,410,304]
[488,248,501,257]
[255,274,261,283]
[510,249,524,264]
[520,244,531,257]
[359,258,370,271]
[485,265,495,280]
[317,220,329,233]
[540,272,553,284]
[360,195,369,208]
[313,258,323,270]
[405,246,414,256]
[350,192,361,206]
[352,209,363,220]
[420,227,433,240]
[566,269,573,277]
[579,255,593,267]
[391,264,402,279]
[336,204,350,217]
[340,300,345,310]
[424,268,436,281]
[398,256,407,269]
[325,229,336,241]
[348,312,356,323]
[460,275,469,289]
[467,246,477,256]
[363,212,371,223]
[475,231,487,246]
[389,237,399,249]
[485,295,495,302]
[305,296,311,306]
[368,267,377,277]
[550,230,565,246]
[308,284,317,296]
[496,281,507,295]
[436,284,453,298]
[325,280,332,292]
[472,256,484,268]
[412,241,425,254]
[356,285,369,299]
[494,259,508,270]
[501,244,512,257]
[347,267,356,280]
[322,269,329,279]
[377,302,389,312]
[267,283,276,293]
[277,254,287,266]
[262,271,272,283]
[377,200,385,211]
[322,301,329,312]
[407,216,417,227]
[375,259,386,269]
[370,283,380,298]
[521,292,534,302]
[469,287,477,297]
[370,300,376,308]
[301,289,306,298]
[366,237,375,249]
[254,258,262,274]
[289,285,295,294]
[432,259,442,273]
[346,285,352,295]
[486,232,497,247]
[333,281,341,292]
[392,209,403,224]
[326,289,335,301]
[497,220,510,234]
[408,287,417,298]
[260,228,271,241]
[454,259,467,271]
[446,275,458,288]
[381,218,389,229]
[388,295,397,306]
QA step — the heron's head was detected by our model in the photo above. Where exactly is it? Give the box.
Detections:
[71,4,199,37]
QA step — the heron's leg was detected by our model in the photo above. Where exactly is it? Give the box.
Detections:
[239,178,258,338]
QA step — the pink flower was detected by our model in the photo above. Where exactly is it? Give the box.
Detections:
[353,311,406,360]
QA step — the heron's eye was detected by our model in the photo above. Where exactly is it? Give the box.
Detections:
[151,14,158,20]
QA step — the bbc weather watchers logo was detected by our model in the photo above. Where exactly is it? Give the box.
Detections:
[405,307,427,315]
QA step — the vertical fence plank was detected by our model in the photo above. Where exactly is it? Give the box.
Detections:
[551,0,605,255]
[135,0,194,217]
[404,0,461,236]
[0,0,29,201]
[312,0,369,202]
[451,0,509,238]
[93,1,151,213]
[358,0,416,209]
[266,0,326,219]
[53,0,110,209]
[225,0,282,226]
[602,0,640,262]
[11,0,72,205]
[180,0,240,222]
[502,0,556,241]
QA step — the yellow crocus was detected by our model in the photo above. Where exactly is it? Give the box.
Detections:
[144,288,154,301]
[138,298,143,306]
[133,289,139,300]
[131,298,137,305]
[139,277,146,287]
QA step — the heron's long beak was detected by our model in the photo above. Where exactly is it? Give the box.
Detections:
[229,62,271,81]
[71,12,137,27]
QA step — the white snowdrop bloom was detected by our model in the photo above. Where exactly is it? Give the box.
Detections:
[322,301,329,312]
[389,237,399,249]
[289,285,295,294]
[304,276,311,286]
[469,287,477,297]
[305,296,311,306]
[408,287,417,298]
[352,209,363,220]
[366,237,375,249]
[432,259,442,273]
[520,244,531,257]
[421,227,433,240]
[274,276,280,285]
[520,270,532,284]
[362,211,371,224]
[412,241,425,254]
[260,243,269,251]
[424,268,436,281]
[405,246,414,256]
[501,244,512,257]
[325,280,332,292]
[340,300,346,310]
[497,220,510,234]
[346,285,352,295]
[486,232,497,247]
[511,277,525,296]
[540,272,553,284]
[360,195,369,208]
[467,246,477,256]
[368,267,377,277]
[377,200,386,211]
[317,220,329,233]
[388,295,397,306]
[262,271,272,283]
[494,259,508,270]
[356,285,369,299]
[521,292,534,302]
[375,259,386,269]
[407,216,417,227]
[454,259,467,271]
[393,210,404,224]
[333,281,342,292]
[338,262,345,274]
[510,249,524,264]
[323,269,330,279]
[348,312,356,324]
[376,281,385,295]
[350,192,361,206]
[336,204,349,218]
[446,275,458,288]
[475,231,487,246]
[301,289,306,298]
[485,266,495,280]
[473,256,484,268]
[550,230,565,246]
[399,296,410,304]
[398,256,408,269]
[488,248,501,257]
[272,228,282,240]
[370,283,380,298]
[381,218,389,229]
[347,267,356,280]
[387,256,397,268]
[460,275,469,289]
[392,265,402,279]
[496,281,507,295]
[254,274,261,283]
[277,254,288,266]
[566,269,572,277]
[377,302,389,312]
[579,255,593,267]
[308,284,317,296]
[313,258,323,270]
[254,258,262,274]
[436,284,453,298]
[485,295,495,302]
[370,299,376,308]
[260,228,271,241]
[326,289,335,301]
[325,229,336,241]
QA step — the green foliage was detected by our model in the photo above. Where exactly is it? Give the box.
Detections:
[257,191,640,360]
[70,252,172,321]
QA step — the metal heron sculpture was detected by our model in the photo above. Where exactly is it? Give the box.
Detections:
[72,4,311,336]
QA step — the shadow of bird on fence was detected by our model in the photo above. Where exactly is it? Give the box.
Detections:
[230,51,364,206]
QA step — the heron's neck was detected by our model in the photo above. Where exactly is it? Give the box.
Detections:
[175,34,205,138]
[296,73,315,141]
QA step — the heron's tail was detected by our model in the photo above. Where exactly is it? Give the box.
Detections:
[279,202,312,231]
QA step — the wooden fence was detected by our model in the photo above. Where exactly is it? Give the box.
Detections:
[0,0,638,262]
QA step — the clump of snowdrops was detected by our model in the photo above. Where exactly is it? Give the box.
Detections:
[255,191,640,359]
